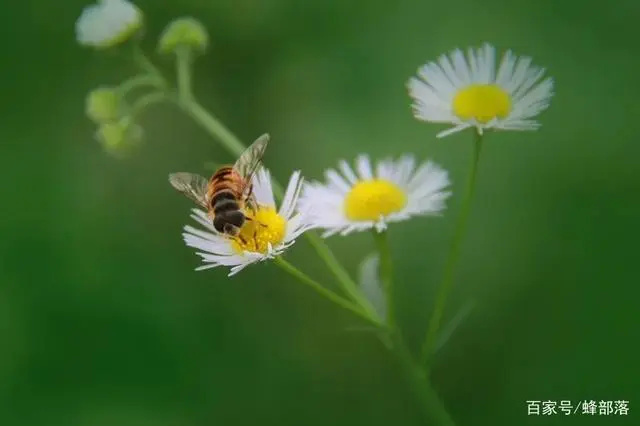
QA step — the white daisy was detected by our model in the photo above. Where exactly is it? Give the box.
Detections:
[76,0,143,49]
[407,43,554,138]
[299,154,451,237]
[182,169,312,276]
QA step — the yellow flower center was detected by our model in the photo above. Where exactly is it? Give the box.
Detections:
[452,84,511,123]
[344,179,407,221]
[231,207,286,254]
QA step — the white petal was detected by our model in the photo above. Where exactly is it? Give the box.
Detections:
[338,160,359,184]
[325,169,351,193]
[278,170,303,220]
[253,167,276,208]
[355,154,373,180]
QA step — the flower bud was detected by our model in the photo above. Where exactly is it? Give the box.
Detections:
[95,117,143,158]
[85,87,122,123]
[76,0,143,49]
[157,17,209,54]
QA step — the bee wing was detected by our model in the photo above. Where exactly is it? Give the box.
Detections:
[233,133,270,189]
[168,172,209,209]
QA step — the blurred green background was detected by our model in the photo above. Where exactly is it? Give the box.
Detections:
[2,0,638,425]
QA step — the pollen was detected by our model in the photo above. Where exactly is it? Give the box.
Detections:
[231,207,286,254]
[452,84,511,124]
[344,179,407,221]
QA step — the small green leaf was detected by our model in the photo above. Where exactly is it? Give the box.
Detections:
[433,300,476,354]
[357,253,387,320]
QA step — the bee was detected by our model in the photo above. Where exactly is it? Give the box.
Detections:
[169,134,269,239]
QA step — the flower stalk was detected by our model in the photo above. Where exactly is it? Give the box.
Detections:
[304,233,380,319]
[175,46,193,105]
[274,257,381,327]
[181,100,246,157]
[118,74,165,96]
[421,130,484,366]
[383,332,456,426]
[130,91,171,117]
[133,46,166,86]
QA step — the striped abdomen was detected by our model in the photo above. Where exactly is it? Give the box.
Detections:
[208,167,246,234]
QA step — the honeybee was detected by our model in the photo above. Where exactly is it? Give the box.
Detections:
[169,134,269,239]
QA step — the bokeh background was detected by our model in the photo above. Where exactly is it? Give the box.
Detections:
[2,0,638,425]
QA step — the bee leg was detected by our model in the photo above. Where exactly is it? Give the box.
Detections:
[246,215,266,228]
[246,185,255,204]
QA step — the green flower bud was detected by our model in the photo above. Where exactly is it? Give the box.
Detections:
[157,17,209,54]
[85,87,122,123]
[95,117,143,158]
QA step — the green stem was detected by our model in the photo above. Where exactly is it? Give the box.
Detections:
[181,100,245,157]
[421,130,484,366]
[274,257,382,327]
[118,74,164,97]
[130,91,172,118]
[175,46,193,105]
[133,47,166,87]
[368,230,454,423]
[305,232,380,319]
[380,333,456,425]
[180,98,379,320]
[372,230,395,329]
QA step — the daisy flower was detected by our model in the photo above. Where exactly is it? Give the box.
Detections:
[76,0,143,49]
[299,154,451,237]
[182,169,312,276]
[407,43,554,138]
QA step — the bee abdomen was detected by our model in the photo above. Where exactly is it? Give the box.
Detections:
[211,190,239,213]
[214,199,240,214]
